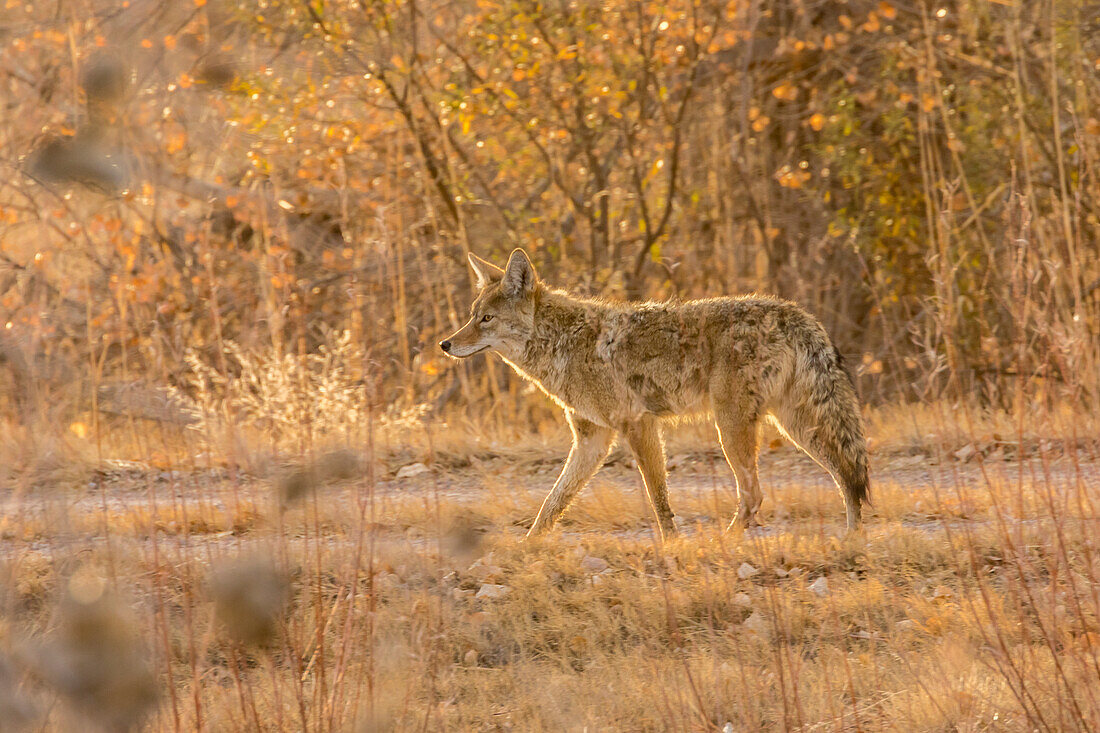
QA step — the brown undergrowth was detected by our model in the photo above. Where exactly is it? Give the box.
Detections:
[1,404,1098,731]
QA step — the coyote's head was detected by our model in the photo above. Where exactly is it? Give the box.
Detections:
[439,248,538,359]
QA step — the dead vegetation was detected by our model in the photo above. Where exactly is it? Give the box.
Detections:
[0,403,1098,731]
[2,0,1099,729]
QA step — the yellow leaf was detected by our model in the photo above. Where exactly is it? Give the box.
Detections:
[861,12,881,32]
[70,422,89,439]
[772,82,797,101]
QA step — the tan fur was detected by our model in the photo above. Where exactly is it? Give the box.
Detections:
[441,249,870,539]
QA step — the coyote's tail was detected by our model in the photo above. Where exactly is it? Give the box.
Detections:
[772,344,870,512]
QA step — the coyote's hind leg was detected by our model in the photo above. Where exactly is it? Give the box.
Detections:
[623,416,677,541]
[713,405,764,530]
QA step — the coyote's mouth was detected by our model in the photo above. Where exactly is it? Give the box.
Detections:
[450,344,490,358]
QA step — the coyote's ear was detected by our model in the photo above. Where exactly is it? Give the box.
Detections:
[502,248,537,298]
[467,252,504,290]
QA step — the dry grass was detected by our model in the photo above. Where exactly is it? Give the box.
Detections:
[1,405,1098,732]
[2,1,1097,728]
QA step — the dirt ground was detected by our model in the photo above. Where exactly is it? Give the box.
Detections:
[6,444,1096,551]
[3,438,1100,731]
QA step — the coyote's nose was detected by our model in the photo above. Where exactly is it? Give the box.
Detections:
[439,340,452,353]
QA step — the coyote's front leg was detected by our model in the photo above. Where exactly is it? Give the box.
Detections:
[526,415,616,538]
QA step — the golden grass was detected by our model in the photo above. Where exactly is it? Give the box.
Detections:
[1,416,1099,731]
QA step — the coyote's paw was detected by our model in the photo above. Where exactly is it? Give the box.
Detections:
[524,524,551,542]
[729,515,764,530]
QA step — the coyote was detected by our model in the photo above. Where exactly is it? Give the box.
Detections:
[440,249,869,539]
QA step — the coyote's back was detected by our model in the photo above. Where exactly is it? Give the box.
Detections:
[441,249,869,537]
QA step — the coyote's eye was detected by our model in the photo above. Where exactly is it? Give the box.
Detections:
[480,314,494,324]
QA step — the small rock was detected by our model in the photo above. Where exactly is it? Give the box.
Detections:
[396,462,430,478]
[894,619,920,633]
[591,568,615,586]
[809,576,829,596]
[737,562,759,579]
[722,724,735,733]
[475,583,510,600]
[463,649,479,667]
[452,588,474,601]
[465,611,491,627]
[580,556,610,574]
[742,611,770,636]
[786,567,804,578]
[733,592,752,607]
[376,572,400,591]
[774,567,789,578]
[931,585,953,601]
[954,444,975,462]
[468,563,503,582]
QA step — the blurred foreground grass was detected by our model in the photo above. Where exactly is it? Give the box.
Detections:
[0,403,1098,731]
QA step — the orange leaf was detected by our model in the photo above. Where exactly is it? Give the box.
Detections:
[772,82,797,101]
[808,113,826,131]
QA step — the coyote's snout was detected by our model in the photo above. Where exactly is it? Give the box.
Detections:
[442,249,870,539]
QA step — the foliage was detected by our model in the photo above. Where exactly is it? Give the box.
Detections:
[0,0,1097,425]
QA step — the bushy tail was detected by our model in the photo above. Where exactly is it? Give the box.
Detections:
[771,345,870,517]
